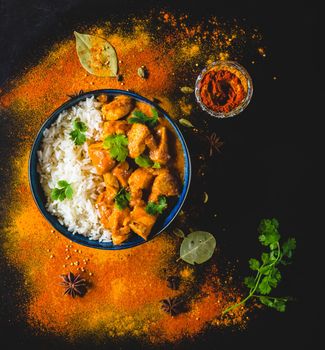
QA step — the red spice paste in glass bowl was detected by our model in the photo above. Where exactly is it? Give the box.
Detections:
[195,61,253,118]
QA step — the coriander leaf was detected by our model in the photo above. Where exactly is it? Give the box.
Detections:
[222,218,296,316]
[103,134,128,162]
[258,218,280,246]
[259,296,275,307]
[146,196,167,215]
[58,191,66,201]
[267,277,279,289]
[57,181,71,190]
[269,242,278,250]
[258,277,272,295]
[65,185,73,200]
[152,162,161,169]
[269,250,279,262]
[271,267,281,283]
[259,266,271,275]
[244,276,256,289]
[128,109,158,127]
[259,296,287,312]
[51,180,73,201]
[58,180,69,187]
[264,274,280,290]
[151,108,158,119]
[261,252,270,264]
[70,129,87,145]
[282,238,296,260]
[51,187,62,200]
[114,188,130,210]
[249,258,260,271]
[273,299,286,312]
[70,119,87,145]
[73,119,87,132]
[135,155,153,168]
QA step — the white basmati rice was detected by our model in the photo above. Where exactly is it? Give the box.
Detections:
[37,97,112,242]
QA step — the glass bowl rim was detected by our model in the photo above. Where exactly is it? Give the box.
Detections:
[194,60,253,118]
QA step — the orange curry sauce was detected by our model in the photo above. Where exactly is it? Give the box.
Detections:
[88,95,184,245]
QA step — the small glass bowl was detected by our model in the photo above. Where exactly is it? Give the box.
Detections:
[195,60,253,118]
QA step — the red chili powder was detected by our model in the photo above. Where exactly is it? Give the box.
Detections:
[199,68,247,114]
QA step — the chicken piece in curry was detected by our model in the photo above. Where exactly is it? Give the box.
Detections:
[127,123,151,158]
[88,143,116,175]
[91,95,184,245]
[101,95,134,121]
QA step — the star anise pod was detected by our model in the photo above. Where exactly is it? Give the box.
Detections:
[207,132,224,156]
[60,272,86,298]
[67,90,85,99]
[160,297,184,316]
[166,276,180,290]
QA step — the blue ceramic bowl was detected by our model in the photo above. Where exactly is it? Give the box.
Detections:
[29,89,191,250]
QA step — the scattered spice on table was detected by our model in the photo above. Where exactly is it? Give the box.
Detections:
[167,276,180,290]
[0,11,264,345]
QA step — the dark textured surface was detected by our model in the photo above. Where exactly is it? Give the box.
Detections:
[0,0,321,349]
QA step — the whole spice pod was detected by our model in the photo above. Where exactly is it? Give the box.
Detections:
[160,296,185,316]
[60,272,87,297]
[137,65,149,79]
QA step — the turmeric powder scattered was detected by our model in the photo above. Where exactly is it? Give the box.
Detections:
[0,12,263,344]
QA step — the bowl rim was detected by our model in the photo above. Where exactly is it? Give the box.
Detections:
[29,89,191,250]
[194,60,253,118]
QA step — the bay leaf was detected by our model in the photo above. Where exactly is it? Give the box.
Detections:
[173,228,185,238]
[180,86,194,94]
[74,31,118,77]
[179,231,216,265]
[179,118,194,128]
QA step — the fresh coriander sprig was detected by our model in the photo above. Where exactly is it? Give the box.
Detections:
[222,218,296,315]
[128,108,158,127]
[51,180,73,201]
[146,196,167,215]
[103,134,129,162]
[70,118,87,145]
[135,154,161,169]
[114,187,130,210]
[135,154,153,168]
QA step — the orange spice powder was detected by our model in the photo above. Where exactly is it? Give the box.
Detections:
[5,156,247,343]
[0,15,262,344]
[0,32,175,125]
[199,68,246,113]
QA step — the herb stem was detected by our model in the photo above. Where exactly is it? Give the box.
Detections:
[222,219,296,315]
[251,295,291,301]
[223,271,263,315]
[222,242,281,315]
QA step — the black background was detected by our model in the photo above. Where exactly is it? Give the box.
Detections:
[0,0,321,349]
